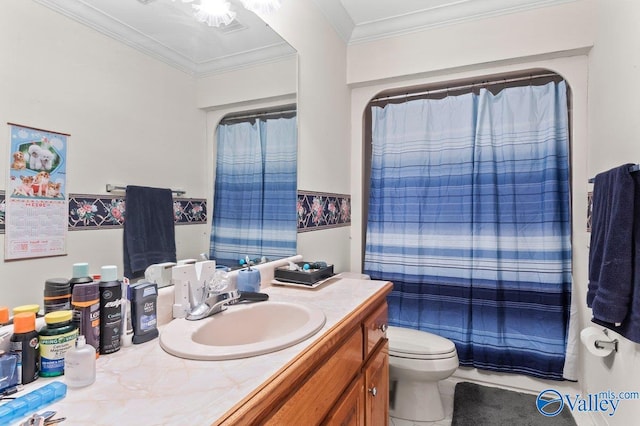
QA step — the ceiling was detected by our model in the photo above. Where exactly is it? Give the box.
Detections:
[32,0,575,77]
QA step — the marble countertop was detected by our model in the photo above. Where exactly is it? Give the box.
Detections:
[13,277,389,426]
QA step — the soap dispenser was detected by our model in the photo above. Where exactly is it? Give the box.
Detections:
[64,335,96,388]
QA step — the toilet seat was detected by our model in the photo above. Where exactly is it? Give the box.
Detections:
[388,326,457,360]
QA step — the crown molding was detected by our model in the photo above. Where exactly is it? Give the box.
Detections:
[346,0,576,44]
[309,0,355,43]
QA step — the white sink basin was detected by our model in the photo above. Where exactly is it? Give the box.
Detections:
[159,301,326,360]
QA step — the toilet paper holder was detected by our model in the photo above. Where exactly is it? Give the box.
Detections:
[594,329,618,353]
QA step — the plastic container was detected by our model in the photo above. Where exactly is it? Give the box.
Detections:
[274,262,334,285]
[12,304,40,316]
[72,282,100,358]
[10,312,39,385]
[131,282,159,344]
[0,381,67,425]
[0,352,18,393]
[69,262,93,292]
[39,310,78,377]
[237,269,261,292]
[98,265,122,354]
[64,335,96,388]
[0,307,9,326]
[44,278,72,314]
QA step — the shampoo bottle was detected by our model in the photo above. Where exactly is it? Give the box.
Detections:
[64,335,95,388]
[98,265,122,354]
[72,281,100,358]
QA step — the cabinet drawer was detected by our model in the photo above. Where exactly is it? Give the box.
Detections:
[363,302,388,359]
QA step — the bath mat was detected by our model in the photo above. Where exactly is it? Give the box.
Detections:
[451,382,577,426]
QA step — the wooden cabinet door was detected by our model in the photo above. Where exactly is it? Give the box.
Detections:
[322,376,365,426]
[265,330,363,425]
[365,340,389,426]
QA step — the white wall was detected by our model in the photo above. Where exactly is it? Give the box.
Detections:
[346,0,594,85]
[257,0,353,273]
[584,1,640,425]
[0,1,209,309]
[196,56,297,109]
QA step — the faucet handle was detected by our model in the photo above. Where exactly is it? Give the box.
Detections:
[207,270,230,294]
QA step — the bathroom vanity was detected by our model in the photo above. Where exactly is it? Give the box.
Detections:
[218,279,391,425]
[16,277,392,425]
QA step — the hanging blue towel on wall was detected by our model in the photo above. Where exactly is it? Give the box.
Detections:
[588,163,640,343]
[123,185,177,279]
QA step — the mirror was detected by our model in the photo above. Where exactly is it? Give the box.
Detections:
[0,1,297,305]
[32,0,297,77]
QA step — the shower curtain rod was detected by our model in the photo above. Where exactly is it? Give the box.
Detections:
[371,73,560,102]
[220,106,297,123]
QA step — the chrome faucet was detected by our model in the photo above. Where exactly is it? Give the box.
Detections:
[186,272,241,321]
[186,288,241,320]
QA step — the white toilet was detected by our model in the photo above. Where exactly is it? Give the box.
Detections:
[387,325,459,422]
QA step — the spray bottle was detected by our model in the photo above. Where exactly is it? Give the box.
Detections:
[98,265,122,354]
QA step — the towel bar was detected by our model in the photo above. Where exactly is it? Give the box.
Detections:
[589,163,640,183]
[106,184,185,197]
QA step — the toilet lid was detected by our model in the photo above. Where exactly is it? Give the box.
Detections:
[387,326,457,356]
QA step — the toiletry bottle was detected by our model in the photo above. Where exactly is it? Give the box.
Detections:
[0,307,9,326]
[43,278,72,314]
[98,265,122,354]
[120,278,133,347]
[12,304,41,317]
[69,262,93,293]
[131,282,159,344]
[64,335,95,388]
[10,312,39,385]
[72,281,100,358]
[0,307,10,354]
[38,310,78,377]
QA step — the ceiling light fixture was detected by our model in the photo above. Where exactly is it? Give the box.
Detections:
[193,0,236,27]
[239,0,282,15]
[171,0,282,27]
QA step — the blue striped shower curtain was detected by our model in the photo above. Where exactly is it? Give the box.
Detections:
[210,116,297,264]
[364,81,573,380]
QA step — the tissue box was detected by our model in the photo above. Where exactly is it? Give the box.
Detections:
[274,262,334,285]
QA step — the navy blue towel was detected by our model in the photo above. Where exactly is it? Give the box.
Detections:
[123,185,177,279]
[587,164,635,325]
[590,167,640,343]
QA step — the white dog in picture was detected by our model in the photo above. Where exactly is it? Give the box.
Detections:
[28,144,42,170]
[39,149,56,170]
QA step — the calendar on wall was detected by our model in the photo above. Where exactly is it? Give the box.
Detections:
[5,123,69,260]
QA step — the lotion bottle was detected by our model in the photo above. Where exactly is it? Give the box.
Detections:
[64,335,96,388]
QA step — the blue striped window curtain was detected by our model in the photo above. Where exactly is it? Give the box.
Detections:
[210,116,297,264]
[364,81,574,380]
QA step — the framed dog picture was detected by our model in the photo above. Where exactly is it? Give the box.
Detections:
[5,123,69,260]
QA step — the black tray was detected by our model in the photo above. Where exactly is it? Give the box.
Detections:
[274,262,334,285]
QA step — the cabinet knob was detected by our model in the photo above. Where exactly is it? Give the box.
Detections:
[379,324,388,333]
[368,387,378,397]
